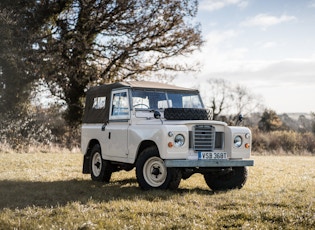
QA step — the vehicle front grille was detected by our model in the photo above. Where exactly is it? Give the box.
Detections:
[193,125,215,151]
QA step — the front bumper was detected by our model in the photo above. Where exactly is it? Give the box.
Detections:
[164,159,254,168]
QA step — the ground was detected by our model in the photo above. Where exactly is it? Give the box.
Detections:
[0,153,314,229]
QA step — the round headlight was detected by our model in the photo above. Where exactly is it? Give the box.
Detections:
[174,134,185,147]
[234,135,242,148]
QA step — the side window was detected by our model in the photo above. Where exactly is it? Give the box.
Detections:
[110,90,130,119]
[92,97,106,109]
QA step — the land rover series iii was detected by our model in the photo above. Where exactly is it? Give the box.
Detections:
[81,81,253,191]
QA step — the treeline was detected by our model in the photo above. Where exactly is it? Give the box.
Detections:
[1,105,315,154]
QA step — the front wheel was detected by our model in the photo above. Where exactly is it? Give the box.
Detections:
[136,147,181,190]
[90,144,112,182]
[204,167,248,191]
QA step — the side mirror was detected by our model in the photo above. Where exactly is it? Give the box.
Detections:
[154,110,161,119]
[238,114,243,122]
[235,114,243,126]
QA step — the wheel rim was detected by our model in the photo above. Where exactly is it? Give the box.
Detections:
[92,152,102,177]
[143,156,167,187]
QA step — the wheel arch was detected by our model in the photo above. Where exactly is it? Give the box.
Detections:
[135,140,159,162]
[82,139,101,174]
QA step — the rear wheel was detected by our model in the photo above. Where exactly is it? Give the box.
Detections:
[136,147,181,190]
[204,167,248,191]
[90,144,112,182]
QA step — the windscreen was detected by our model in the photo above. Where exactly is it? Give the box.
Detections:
[131,90,203,110]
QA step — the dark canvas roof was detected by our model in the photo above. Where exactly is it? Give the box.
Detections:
[82,81,199,123]
[119,81,198,92]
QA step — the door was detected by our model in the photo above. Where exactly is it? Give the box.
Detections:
[103,89,130,160]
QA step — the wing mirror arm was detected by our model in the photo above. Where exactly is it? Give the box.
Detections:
[235,114,243,126]
[154,110,163,124]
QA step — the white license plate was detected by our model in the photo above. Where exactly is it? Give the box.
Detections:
[198,152,227,160]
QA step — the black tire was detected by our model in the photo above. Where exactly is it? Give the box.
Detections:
[90,144,112,182]
[204,167,248,191]
[164,108,211,120]
[136,147,181,190]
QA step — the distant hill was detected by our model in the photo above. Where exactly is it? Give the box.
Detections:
[282,113,312,120]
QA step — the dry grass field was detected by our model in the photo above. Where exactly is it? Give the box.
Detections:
[0,152,314,229]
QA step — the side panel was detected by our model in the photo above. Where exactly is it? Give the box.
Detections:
[127,124,189,163]
[81,123,105,154]
[81,122,131,163]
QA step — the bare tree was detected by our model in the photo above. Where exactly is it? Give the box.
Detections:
[200,78,264,121]
[232,84,263,116]
[200,78,233,120]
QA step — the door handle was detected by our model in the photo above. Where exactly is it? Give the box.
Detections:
[101,121,109,131]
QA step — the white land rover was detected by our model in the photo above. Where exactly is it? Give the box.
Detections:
[81,81,254,191]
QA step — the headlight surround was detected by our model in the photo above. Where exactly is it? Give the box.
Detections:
[234,135,242,148]
[174,134,185,147]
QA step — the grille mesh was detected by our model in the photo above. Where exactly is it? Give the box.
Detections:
[193,125,215,151]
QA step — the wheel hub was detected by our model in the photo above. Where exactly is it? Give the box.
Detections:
[152,166,162,178]
[94,161,101,169]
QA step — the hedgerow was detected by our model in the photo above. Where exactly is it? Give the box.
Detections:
[251,128,315,154]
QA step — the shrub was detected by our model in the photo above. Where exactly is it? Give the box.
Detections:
[252,129,315,155]
[251,128,269,152]
[0,112,55,151]
[0,107,80,152]
[276,131,303,153]
[301,132,315,153]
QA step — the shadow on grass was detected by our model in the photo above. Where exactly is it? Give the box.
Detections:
[0,178,213,209]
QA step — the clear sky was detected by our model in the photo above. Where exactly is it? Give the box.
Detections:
[175,0,315,114]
